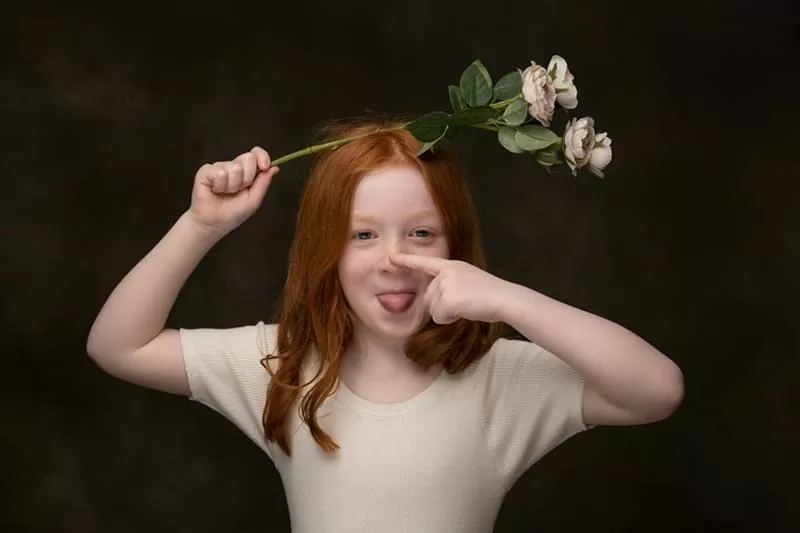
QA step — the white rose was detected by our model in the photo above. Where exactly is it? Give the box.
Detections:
[563,117,596,174]
[588,132,612,177]
[547,54,578,109]
[521,61,555,127]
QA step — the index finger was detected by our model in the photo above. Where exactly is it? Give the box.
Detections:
[390,253,448,275]
[250,146,273,171]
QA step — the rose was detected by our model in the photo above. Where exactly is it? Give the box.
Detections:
[548,55,578,109]
[522,55,579,126]
[521,62,556,127]
[563,117,596,174]
[588,132,612,177]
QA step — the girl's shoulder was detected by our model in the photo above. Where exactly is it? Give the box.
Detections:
[466,334,534,374]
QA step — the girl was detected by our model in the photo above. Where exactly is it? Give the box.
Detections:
[87,118,684,532]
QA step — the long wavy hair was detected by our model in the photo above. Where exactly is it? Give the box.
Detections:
[261,115,509,456]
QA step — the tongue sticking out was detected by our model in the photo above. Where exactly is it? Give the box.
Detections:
[377,292,416,313]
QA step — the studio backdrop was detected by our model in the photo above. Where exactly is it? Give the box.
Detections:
[3,1,799,532]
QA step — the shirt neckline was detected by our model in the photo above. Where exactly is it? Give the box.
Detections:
[334,367,451,417]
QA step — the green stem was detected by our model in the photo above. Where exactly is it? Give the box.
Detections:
[270,123,408,166]
[270,95,523,167]
[489,93,523,110]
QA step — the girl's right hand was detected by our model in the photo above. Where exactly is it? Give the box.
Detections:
[188,146,280,236]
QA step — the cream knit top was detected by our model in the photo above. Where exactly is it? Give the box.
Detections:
[180,322,590,532]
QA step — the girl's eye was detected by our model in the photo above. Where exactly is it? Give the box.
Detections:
[352,229,434,240]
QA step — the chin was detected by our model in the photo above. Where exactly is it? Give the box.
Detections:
[364,302,428,340]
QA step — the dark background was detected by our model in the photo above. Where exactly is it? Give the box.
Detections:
[3,1,799,531]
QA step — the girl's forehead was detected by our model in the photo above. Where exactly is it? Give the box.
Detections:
[351,209,439,224]
[354,167,430,200]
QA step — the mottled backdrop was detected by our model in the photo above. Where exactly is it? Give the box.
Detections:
[3,1,799,532]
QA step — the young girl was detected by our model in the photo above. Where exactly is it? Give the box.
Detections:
[87,117,683,532]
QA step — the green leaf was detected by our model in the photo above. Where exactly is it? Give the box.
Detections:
[535,149,560,166]
[502,99,528,126]
[497,126,525,154]
[417,141,434,157]
[493,70,523,101]
[445,125,462,139]
[406,111,451,143]
[448,85,467,112]
[450,106,500,127]
[459,59,493,107]
[515,125,560,152]
[417,129,449,157]
[588,166,605,178]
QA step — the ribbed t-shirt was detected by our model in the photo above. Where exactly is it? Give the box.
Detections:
[180,322,590,532]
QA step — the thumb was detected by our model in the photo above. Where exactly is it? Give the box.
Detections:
[248,167,279,207]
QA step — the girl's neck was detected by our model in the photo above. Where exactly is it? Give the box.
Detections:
[341,331,437,383]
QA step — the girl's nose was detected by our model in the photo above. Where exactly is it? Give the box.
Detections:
[379,240,411,273]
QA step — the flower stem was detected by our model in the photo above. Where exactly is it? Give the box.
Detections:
[270,124,408,166]
[269,96,522,167]
[490,94,522,110]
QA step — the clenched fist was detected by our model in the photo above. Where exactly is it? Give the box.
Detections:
[187,146,280,236]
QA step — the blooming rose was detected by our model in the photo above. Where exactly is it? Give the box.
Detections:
[521,62,556,126]
[563,117,596,174]
[588,132,612,176]
[547,55,578,109]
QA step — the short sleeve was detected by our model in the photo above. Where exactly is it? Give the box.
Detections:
[179,321,278,459]
[475,337,591,490]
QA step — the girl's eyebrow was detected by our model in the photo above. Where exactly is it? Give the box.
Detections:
[352,210,437,223]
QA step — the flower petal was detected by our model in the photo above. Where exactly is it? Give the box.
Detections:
[548,55,569,84]
[521,63,555,126]
[589,145,612,170]
[556,84,578,109]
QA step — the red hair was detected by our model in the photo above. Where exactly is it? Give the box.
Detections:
[261,115,509,456]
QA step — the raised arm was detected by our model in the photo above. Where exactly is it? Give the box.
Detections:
[86,147,279,395]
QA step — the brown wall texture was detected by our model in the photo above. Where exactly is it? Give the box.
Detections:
[3,1,799,531]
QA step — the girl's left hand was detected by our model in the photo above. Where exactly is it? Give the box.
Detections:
[389,252,516,325]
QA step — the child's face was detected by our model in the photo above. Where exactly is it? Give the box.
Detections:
[338,165,449,343]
